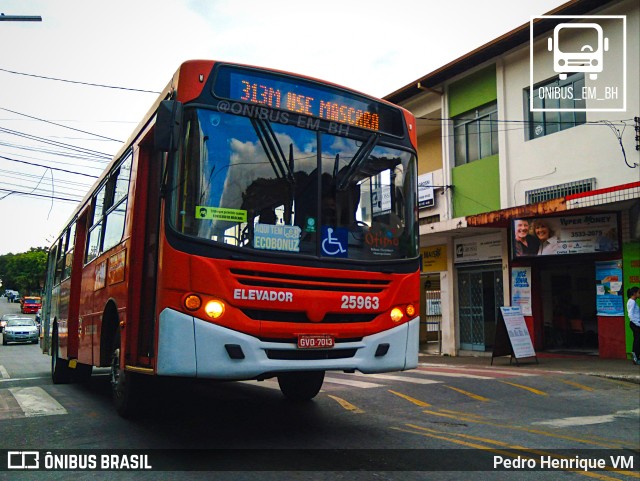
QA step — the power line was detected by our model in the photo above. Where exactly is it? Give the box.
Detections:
[0,67,160,94]
[0,154,99,178]
[0,107,124,142]
[0,188,81,203]
[0,126,112,159]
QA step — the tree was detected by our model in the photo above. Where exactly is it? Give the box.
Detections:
[0,248,48,295]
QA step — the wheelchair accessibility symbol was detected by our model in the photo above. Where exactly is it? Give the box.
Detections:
[321,227,348,258]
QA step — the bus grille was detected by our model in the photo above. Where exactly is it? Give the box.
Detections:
[230,268,389,293]
[265,349,357,360]
[242,309,376,323]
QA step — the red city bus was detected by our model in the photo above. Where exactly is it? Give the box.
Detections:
[42,60,420,417]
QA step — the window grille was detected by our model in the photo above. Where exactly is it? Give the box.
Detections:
[526,178,596,204]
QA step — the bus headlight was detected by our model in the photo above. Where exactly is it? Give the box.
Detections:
[390,307,404,323]
[205,300,225,319]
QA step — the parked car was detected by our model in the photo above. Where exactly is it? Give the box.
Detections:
[0,314,21,333]
[2,317,39,345]
[21,296,42,314]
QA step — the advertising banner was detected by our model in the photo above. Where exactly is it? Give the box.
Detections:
[512,213,619,259]
[511,267,532,316]
[595,260,624,316]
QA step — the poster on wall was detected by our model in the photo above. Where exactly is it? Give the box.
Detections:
[511,267,532,316]
[511,213,619,259]
[595,260,624,316]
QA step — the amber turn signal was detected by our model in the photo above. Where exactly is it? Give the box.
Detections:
[184,294,202,311]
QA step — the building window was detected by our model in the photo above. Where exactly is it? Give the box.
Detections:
[525,73,586,140]
[525,177,595,204]
[453,102,498,166]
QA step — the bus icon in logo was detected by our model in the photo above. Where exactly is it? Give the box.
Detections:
[548,23,609,80]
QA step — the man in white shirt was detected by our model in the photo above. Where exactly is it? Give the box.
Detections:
[627,286,640,365]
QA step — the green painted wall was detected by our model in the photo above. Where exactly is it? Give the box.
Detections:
[451,155,500,217]
[448,65,500,217]
[449,66,497,117]
[623,240,640,358]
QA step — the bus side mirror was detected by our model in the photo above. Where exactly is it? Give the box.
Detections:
[154,100,183,152]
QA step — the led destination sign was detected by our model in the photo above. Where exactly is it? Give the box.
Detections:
[213,66,403,136]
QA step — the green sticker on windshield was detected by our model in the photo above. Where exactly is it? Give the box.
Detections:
[196,206,247,222]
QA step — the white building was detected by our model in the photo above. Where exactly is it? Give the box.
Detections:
[385,0,639,359]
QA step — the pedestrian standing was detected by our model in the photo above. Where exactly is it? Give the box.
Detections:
[627,286,640,365]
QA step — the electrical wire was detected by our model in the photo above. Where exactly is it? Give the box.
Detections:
[0,155,99,178]
[0,67,161,94]
[0,108,124,143]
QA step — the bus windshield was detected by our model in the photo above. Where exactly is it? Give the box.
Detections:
[169,108,417,261]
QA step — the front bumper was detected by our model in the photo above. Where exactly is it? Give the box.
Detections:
[156,307,419,380]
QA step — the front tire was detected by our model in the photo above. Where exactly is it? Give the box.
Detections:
[277,371,325,401]
[110,332,142,418]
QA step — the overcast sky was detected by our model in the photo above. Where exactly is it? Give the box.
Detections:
[0,0,566,256]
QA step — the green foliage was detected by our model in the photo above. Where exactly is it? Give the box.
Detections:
[0,247,48,296]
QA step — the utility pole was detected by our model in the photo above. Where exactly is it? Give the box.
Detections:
[0,13,42,22]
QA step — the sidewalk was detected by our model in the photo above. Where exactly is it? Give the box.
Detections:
[418,345,640,384]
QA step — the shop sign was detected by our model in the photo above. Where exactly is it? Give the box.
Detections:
[454,233,502,264]
[421,244,447,272]
[418,173,434,208]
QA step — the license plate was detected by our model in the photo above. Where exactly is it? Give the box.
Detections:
[297,334,334,349]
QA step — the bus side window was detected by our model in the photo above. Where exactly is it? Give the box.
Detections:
[54,236,65,285]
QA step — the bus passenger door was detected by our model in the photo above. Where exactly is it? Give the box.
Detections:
[72,208,91,365]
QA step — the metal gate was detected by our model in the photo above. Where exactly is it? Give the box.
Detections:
[424,290,442,353]
[458,266,503,351]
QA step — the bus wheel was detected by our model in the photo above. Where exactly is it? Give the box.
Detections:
[51,327,71,384]
[277,371,325,401]
[110,333,140,418]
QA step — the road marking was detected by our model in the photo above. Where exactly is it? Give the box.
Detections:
[8,387,67,417]
[388,390,431,407]
[412,368,494,380]
[0,376,49,383]
[238,379,281,390]
[322,377,383,388]
[349,372,442,384]
[499,380,548,396]
[327,395,364,414]
[420,409,628,449]
[533,409,640,428]
[444,385,490,402]
[0,365,9,379]
[557,379,595,391]
[418,363,538,376]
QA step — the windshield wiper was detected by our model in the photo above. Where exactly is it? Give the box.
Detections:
[250,118,295,183]
[336,133,378,190]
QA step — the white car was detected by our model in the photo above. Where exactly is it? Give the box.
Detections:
[2,318,39,345]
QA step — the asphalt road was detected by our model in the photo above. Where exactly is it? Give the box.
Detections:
[1,296,638,480]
